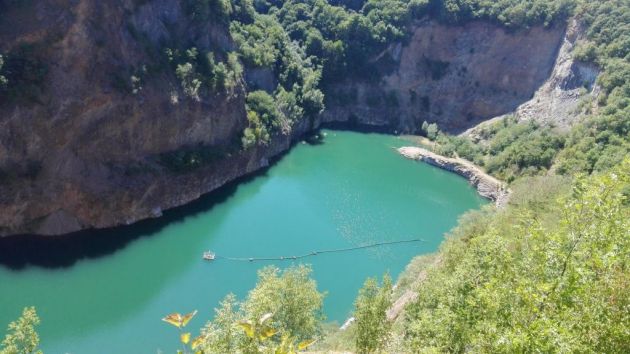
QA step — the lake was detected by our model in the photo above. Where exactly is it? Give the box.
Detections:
[0,130,487,353]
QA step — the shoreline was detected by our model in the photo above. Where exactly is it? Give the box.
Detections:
[397,146,510,207]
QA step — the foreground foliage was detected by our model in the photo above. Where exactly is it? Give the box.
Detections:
[0,307,41,354]
[162,265,324,354]
[400,161,630,352]
[354,275,393,354]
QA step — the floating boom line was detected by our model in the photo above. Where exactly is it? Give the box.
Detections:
[212,238,426,262]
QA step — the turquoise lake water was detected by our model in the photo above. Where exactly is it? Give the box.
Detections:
[0,130,486,353]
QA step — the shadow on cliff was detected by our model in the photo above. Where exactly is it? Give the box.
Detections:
[0,169,273,271]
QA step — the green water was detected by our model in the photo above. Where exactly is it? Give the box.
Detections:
[0,130,486,353]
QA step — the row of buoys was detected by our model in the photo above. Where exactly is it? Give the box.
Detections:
[209,238,426,263]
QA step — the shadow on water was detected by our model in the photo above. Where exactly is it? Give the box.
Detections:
[0,130,332,270]
[0,170,268,271]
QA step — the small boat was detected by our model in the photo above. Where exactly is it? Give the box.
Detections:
[203,251,216,261]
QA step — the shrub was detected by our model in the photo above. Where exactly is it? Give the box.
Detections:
[195,265,324,353]
[423,121,439,140]
[354,275,393,354]
[0,307,42,354]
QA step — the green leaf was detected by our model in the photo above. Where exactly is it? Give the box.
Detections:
[259,326,278,340]
[180,332,191,344]
[238,321,255,338]
[297,339,317,350]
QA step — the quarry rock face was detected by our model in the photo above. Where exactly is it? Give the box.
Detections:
[507,19,599,130]
[0,3,569,236]
[321,19,566,133]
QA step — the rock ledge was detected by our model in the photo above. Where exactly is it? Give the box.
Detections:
[398,146,510,207]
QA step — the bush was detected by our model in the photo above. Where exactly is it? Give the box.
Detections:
[166,47,243,101]
[176,62,202,100]
[1,307,42,354]
[196,265,325,353]
[354,275,393,354]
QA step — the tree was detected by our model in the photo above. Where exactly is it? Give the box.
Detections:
[243,90,283,147]
[242,265,325,342]
[199,294,241,353]
[188,265,323,353]
[185,0,232,22]
[231,0,256,23]
[354,274,392,354]
[276,87,304,123]
[422,122,439,140]
[1,307,42,354]
[299,70,325,118]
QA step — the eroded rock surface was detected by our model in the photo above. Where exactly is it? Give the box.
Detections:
[0,0,247,235]
[465,19,599,138]
[321,19,566,133]
[510,19,599,129]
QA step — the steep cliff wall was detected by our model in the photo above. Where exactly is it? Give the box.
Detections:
[320,19,565,133]
[490,19,599,131]
[0,0,248,235]
[0,4,568,236]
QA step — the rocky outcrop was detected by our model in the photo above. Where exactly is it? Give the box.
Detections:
[321,19,566,133]
[504,19,599,130]
[398,146,510,207]
[465,19,600,136]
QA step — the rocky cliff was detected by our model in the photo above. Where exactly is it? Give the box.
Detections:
[477,19,599,132]
[320,19,565,133]
[0,2,569,236]
[0,0,250,235]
